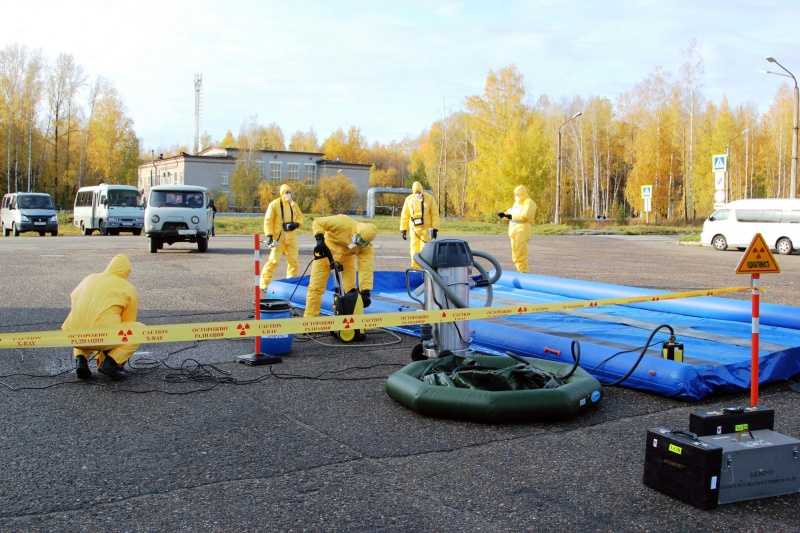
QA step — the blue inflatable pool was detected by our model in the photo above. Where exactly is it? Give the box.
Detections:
[267,271,800,401]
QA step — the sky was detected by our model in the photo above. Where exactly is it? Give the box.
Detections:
[3,0,799,152]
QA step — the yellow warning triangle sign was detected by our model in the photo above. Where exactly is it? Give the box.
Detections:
[735,233,781,274]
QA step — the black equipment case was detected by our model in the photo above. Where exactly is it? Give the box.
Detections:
[643,428,722,510]
[644,427,800,509]
[689,405,774,436]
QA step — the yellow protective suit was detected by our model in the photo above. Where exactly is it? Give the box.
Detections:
[400,181,440,268]
[260,183,304,290]
[304,215,378,317]
[61,254,145,367]
[506,185,537,273]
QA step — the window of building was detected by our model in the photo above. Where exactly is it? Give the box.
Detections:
[305,164,317,185]
[288,163,299,180]
[254,160,266,179]
[270,162,282,180]
[179,172,184,185]
[221,172,229,186]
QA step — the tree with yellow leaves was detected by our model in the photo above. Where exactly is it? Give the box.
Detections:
[322,126,369,164]
[312,174,359,213]
[466,65,551,220]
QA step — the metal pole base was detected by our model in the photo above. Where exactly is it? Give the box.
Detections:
[236,353,283,366]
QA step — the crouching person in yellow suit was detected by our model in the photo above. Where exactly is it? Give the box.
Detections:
[304,214,378,317]
[498,185,537,273]
[62,254,145,381]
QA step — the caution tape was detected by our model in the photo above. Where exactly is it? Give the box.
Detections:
[0,286,753,350]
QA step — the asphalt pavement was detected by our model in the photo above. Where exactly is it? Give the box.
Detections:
[1,232,799,532]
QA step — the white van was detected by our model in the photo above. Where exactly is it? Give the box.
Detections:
[700,198,800,254]
[145,185,213,253]
[73,183,144,235]
[1,192,59,236]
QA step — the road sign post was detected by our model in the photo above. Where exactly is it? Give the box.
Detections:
[713,155,727,211]
[735,233,781,405]
[641,185,652,224]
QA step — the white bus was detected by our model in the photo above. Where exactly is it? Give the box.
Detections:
[73,184,144,235]
[700,198,800,254]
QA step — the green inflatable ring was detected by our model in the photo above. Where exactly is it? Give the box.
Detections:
[386,355,603,423]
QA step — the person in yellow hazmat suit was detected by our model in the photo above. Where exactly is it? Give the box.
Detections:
[400,181,440,268]
[260,183,303,291]
[498,185,537,273]
[304,214,379,317]
[61,254,146,381]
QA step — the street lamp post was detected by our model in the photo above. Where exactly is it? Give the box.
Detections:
[726,129,748,202]
[763,56,798,198]
[556,112,582,224]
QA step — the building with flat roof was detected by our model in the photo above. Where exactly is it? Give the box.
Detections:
[137,147,371,207]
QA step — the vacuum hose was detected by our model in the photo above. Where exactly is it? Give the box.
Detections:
[412,249,503,309]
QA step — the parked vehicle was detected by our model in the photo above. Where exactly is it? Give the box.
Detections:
[1,192,59,236]
[145,185,213,253]
[700,198,800,254]
[73,184,144,235]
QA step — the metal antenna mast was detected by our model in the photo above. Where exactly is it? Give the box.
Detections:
[194,73,203,155]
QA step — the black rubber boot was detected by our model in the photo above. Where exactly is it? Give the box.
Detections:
[75,355,92,380]
[98,356,127,381]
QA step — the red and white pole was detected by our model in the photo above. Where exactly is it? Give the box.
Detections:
[254,234,261,355]
[751,273,760,405]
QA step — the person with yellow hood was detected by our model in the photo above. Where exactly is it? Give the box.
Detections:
[260,183,303,291]
[400,181,440,268]
[498,185,537,273]
[61,254,145,381]
[304,214,378,317]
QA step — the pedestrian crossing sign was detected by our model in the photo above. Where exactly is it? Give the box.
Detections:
[713,154,727,172]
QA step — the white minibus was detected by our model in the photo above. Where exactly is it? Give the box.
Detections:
[700,198,800,254]
[73,184,144,235]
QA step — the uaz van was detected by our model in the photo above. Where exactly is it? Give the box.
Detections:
[700,198,800,254]
[145,185,213,253]
[1,192,59,236]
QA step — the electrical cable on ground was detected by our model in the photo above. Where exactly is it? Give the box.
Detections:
[583,324,675,386]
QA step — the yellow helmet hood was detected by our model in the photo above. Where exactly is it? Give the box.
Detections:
[356,222,378,243]
[514,185,530,200]
[105,254,131,279]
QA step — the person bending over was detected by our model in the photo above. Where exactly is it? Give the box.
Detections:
[304,214,378,317]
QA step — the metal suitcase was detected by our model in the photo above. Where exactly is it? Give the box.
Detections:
[699,429,800,504]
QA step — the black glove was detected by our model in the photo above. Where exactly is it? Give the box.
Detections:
[498,212,506,219]
[431,229,438,239]
[265,235,273,246]
[360,289,371,308]
[313,233,331,260]
[287,222,300,231]
[401,230,407,240]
